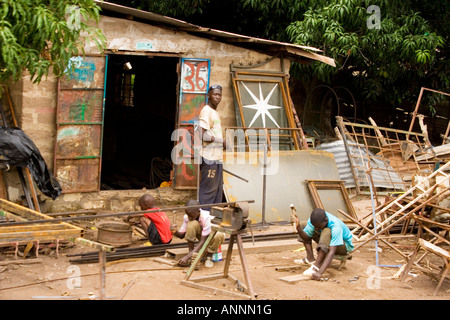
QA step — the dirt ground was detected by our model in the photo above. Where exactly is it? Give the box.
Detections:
[0,197,449,301]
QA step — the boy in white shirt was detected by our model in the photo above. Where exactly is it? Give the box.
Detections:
[174,199,225,268]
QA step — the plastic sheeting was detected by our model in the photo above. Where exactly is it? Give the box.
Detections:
[0,126,62,199]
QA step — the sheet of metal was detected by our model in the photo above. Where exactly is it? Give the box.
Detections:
[55,158,101,192]
[60,56,106,89]
[173,58,210,190]
[56,90,104,123]
[55,125,102,158]
[223,150,341,223]
[55,55,107,193]
[315,140,406,190]
[315,140,356,188]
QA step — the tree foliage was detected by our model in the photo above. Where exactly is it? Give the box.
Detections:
[113,0,448,107]
[285,0,447,104]
[0,0,106,84]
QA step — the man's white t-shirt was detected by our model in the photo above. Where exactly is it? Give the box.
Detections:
[199,104,223,161]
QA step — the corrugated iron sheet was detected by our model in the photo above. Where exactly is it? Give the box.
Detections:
[315,140,406,191]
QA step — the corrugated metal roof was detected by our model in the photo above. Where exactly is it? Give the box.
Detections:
[95,1,336,67]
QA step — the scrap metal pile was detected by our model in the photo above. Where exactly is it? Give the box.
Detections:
[321,107,450,295]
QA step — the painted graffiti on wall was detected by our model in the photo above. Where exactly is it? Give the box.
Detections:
[67,56,96,82]
[180,59,209,94]
[174,58,210,189]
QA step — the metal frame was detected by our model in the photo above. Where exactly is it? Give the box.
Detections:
[0,198,83,257]
[306,179,358,223]
[180,225,257,300]
[231,70,301,150]
[54,54,107,193]
[336,116,435,195]
[224,126,304,152]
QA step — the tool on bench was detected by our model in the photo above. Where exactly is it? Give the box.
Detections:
[181,201,257,299]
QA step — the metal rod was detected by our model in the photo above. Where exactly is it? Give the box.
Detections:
[1,200,255,227]
[223,169,249,183]
[261,142,267,227]
[68,231,298,264]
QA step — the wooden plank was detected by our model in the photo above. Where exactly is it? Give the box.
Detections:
[152,257,178,266]
[166,239,301,259]
[75,238,115,252]
[180,280,252,299]
[0,229,82,242]
[279,274,310,284]
[419,238,450,260]
[0,224,72,233]
[0,171,6,199]
[0,198,83,232]
[0,258,43,266]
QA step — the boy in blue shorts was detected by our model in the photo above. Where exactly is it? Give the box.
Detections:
[294,208,354,280]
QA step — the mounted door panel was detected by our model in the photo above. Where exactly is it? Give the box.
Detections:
[173,58,210,190]
[54,55,107,193]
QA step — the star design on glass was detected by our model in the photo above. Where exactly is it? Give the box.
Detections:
[242,82,281,128]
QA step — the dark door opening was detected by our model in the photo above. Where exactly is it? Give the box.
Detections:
[101,54,178,190]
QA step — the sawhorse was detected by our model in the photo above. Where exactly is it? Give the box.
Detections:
[180,225,257,299]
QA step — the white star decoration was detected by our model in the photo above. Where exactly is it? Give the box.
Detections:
[242,82,281,128]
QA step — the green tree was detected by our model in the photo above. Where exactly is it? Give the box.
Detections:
[0,0,106,84]
[114,0,448,108]
[285,0,448,105]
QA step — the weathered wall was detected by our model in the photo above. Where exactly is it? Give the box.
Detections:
[5,15,290,212]
[87,16,290,128]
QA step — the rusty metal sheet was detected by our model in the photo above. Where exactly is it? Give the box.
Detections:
[179,93,206,125]
[57,90,104,123]
[172,125,198,189]
[223,150,341,223]
[55,55,106,193]
[55,158,101,192]
[173,58,210,190]
[55,125,102,158]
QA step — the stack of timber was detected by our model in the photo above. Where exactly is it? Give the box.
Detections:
[350,161,450,252]
[0,198,83,254]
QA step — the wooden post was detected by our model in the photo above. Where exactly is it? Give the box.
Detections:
[74,238,115,300]
[99,250,106,300]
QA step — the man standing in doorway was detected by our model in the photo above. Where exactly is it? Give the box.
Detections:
[198,85,226,210]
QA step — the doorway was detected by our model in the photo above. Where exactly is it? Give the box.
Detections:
[101,54,179,189]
